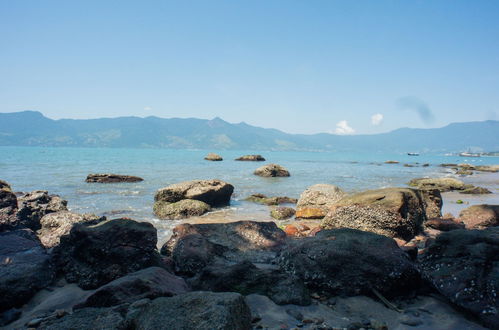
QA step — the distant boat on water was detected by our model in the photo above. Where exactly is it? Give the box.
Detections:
[407,152,419,156]
[459,152,481,157]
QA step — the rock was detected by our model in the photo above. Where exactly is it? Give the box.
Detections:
[420,189,443,219]
[321,188,427,241]
[408,177,471,192]
[161,221,286,276]
[296,184,346,219]
[0,229,54,311]
[459,186,492,194]
[204,153,223,161]
[458,204,499,229]
[37,307,124,330]
[278,229,420,298]
[284,224,299,236]
[188,261,310,306]
[126,291,252,330]
[474,165,499,173]
[403,164,415,167]
[37,211,104,248]
[384,160,399,164]
[440,163,458,167]
[270,207,295,220]
[85,174,143,183]
[54,218,162,289]
[456,169,473,176]
[153,199,211,220]
[77,267,189,308]
[235,154,265,161]
[154,179,233,207]
[425,218,465,231]
[0,180,18,231]
[254,164,290,177]
[245,194,297,205]
[419,228,499,329]
[16,191,68,230]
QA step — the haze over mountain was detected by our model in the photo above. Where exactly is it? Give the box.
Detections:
[0,111,497,152]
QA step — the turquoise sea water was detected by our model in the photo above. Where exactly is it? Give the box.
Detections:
[1,146,498,243]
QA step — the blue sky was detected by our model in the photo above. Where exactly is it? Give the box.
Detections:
[1,1,498,134]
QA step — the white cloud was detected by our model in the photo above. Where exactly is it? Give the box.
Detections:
[371,113,383,126]
[144,106,152,111]
[334,120,355,135]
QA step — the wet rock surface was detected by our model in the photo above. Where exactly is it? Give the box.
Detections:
[85,173,144,183]
[254,163,290,177]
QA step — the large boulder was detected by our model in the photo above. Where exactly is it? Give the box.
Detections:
[419,228,499,329]
[254,163,290,177]
[278,229,420,298]
[0,180,18,231]
[77,267,190,308]
[37,211,104,248]
[85,173,143,183]
[161,221,286,276]
[321,187,426,240]
[154,179,233,207]
[458,204,499,229]
[0,229,54,311]
[16,190,68,230]
[126,292,252,330]
[408,177,470,192]
[295,184,346,219]
[54,218,162,289]
[153,199,211,220]
[235,154,265,161]
[204,153,223,161]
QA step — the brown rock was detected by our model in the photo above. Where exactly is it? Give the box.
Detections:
[204,153,223,161]
[254,164,290,177]
[154,179,233,207]
[245,194,297,205]
[425,218,465,231]
[85,174,143,183]
[235,155,265,161]
[295,207,327,219]
[384,160,399,164]
[458,204,499,229]
[296,184,346,219]
[270,207,295,220]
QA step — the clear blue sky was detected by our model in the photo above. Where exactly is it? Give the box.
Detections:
[1,1,498,134]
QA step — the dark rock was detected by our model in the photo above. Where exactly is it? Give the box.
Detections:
[126,291,252,330]
[77,267,189,308]
[37,307,124,330]
[254,163,290,177]
[161,221,286,276]
[245,193,297,205]
[425,218,465,231]
[153,199,211,220]
[204,153,223,161]
[235,154,265,161]
[154,179,233,207]
[419,228,499,329]
[0,180,18,231]
[0,308,21,326]
[188,261,310,306]
[321,188,427,241]
[460,186,492,194]
[85,173,143,183]
[0,229,54,312]
[296,184,346,219]
[278,228,420,298]
[37,211,104,248]
[408,177,473,192]
[420,188,443,219]
[270,207,295,220]
[458,204,499,229]
[16,190,68,230]
[54,218,162,289]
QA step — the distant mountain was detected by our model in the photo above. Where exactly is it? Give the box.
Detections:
[0,111,498,152]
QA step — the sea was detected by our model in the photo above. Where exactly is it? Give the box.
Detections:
[1,146,498,245]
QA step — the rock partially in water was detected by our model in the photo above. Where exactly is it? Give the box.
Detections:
[37,211,104,248]
[245,193,297,205]
[77,267,190,308]
[54,218,162,289]
[474,165,499,173]
[254,163,290,177]
[459,186,492,194]
[0,229,54,312]
[270,206,295,220]
[384,160,399,164]
[278,228,420,298]
[85,174,144,183]
[296,184,346,219]
[235,154,266,161]
[0,180,18,232]
[458,204,499,229]
[154,179,233,207]
[408,177,471,192]
[204,153,223,161]
[153,199,211,220]
[419,228,499,329]
[16,190,68,231]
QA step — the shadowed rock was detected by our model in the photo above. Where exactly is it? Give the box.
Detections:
[16,191,68,231]
[0,180,18,231]
[85,174,143,183]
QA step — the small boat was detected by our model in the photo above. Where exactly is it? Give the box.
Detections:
[407,152,419,156]
[459,152,481,157]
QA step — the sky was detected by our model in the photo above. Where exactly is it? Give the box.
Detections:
[1,1,499,135]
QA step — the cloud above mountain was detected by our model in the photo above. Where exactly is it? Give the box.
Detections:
[334,120,355,135]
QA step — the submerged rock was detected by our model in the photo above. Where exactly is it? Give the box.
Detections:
[85,174,144,183]
[0,229,54,312]
[419,228,499,329]
[458,204,499,229]
[235,154,265,161]
[204,153,223,161]
[278,229,419,298]
[153,199,211,220]
[16,190,68,230]
[296,184,346,219]
[254,163,290,177]
[54,218,162,289]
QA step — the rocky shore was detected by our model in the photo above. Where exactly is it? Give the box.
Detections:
[1,167,498,329]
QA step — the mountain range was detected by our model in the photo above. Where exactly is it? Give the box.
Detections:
[0,111,497,152]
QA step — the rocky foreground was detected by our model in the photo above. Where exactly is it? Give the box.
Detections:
[1,178,498,329]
